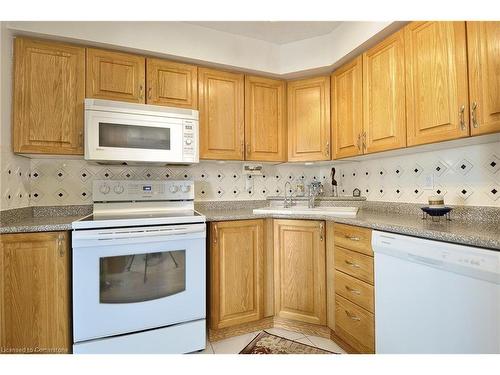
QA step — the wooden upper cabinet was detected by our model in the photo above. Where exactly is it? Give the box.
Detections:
[0,232,71,353]
[405,21,469,146]
[198,68,244,160]
[287,76,331,161]
[363,30,406,154]
[146,58,198,108]
[274,219,326,325]
[467,21,500,136]
[331,56,363,159]
[86,48,146,103]
[210,220,264,330]
[13,38,85,155]
[245,76,287,162]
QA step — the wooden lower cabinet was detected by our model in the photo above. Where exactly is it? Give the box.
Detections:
[273,219,326,326]
[0,232,71,354]
[330,223,375,353]
[209,220,264,330]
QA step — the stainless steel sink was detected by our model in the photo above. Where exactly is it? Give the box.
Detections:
[253,206,358,218]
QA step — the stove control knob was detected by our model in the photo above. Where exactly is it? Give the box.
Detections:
[169,185,179,193]
[99,184,110,195]
[181,185,191,193]
[114,185,124,194]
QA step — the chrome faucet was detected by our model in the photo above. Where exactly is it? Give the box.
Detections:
[283,181,293,208]
[308,181,322,208]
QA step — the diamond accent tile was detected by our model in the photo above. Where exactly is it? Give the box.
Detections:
[394,166,404,177]
[394,186,403,199]
[162,168,174,179]
[485,183,499,201]
[273,174,282,182]
[433,185,447,196]
[30,189,43,202]
[411,163,423,176]
[176,170,192,180]
[259,187,268,196]
[484,154,499,174]
[99,168,114,179]
[119,169,137,180]
[55,168,66,181]
[377,186,385,198]
[377,168,387,177]
[453,159,473,175]
[142,168,158,180]
[79,168,93,182]
[215,171,225,181]
[456,185,473,200]
[199,171,209,180]
[432,160,448,176]
[412,186,423,198]
[216,187,225,198]
[31,168,42,180]
[54,188,68,201]
[273,186,282,196]
[351,169,358,178]
[79,189,91,201]
[230,187,240,197]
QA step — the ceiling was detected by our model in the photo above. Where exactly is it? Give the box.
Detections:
[186,21,343,44]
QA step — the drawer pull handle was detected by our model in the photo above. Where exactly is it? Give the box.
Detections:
[345,235,361,241]
[345,285,361,295]
[345,260,360,268]
[345,310,361,321]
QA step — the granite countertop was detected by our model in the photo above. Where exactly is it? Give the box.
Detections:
[1,202,498,251]
[197,207,500,251]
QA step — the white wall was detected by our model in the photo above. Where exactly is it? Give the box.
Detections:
[5,21,401,77]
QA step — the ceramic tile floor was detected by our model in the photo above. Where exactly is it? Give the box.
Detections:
[197,327,346,354]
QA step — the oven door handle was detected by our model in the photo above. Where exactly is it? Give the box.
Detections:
[76,224,206,241]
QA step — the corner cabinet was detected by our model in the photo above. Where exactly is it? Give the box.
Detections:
[209,220,264,330]
[86,48,146,103]
[13,38,85,155]
[467,21,500,136]
[198,68,245,160]
[287,76,331,161]
[245,76,287,162]
[273,220,326,325]
[405,21,470,146]
[0,232,71,354]
[331,57,363,159]
[146,58,198,109]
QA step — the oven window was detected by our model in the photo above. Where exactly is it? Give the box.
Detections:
[99,250,185,304]
[99,122,171,150]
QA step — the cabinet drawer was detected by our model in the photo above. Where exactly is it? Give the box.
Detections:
[334,246,374,284]
[335,294,374,352]
[334,224,372,256]
[335,271,374,313]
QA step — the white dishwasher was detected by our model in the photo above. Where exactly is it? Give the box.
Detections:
[372,231,500,354]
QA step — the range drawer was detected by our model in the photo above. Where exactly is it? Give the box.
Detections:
[334,246,374,284]
[334,224,372,256]
[335,294,374,352]
[335,270,374,313]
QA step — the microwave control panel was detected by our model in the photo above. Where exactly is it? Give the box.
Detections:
[182,120,197,162]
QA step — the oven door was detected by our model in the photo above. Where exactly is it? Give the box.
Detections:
[85,109,184,163]
[72,223,206,342]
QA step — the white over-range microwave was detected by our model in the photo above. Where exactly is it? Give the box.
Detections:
[85,99,199,165]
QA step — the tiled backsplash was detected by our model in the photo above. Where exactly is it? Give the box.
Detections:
[322,141,500,207]
[1,141,499,209]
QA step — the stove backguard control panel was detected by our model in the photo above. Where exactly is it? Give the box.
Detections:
[92,180,194,202]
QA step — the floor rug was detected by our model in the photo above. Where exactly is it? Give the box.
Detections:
[239,331,336,354]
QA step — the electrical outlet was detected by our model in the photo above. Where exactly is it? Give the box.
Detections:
[423,173,434,190]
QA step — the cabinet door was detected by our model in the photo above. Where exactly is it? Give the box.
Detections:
[467,21,500,136]
[331,57,363,159]
[274,219,326,325]
[146,58,198,109]
[13,38,85,155]
[363,30,406,154]
[198,68,245,160]
[245,76,287,161]
[405,21,469,146]
[288,76,330,161]
[0,232,70,353]
[210,220,264,329]
[86,48,145,103]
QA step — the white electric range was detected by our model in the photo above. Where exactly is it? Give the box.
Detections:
[72,180,206,354]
